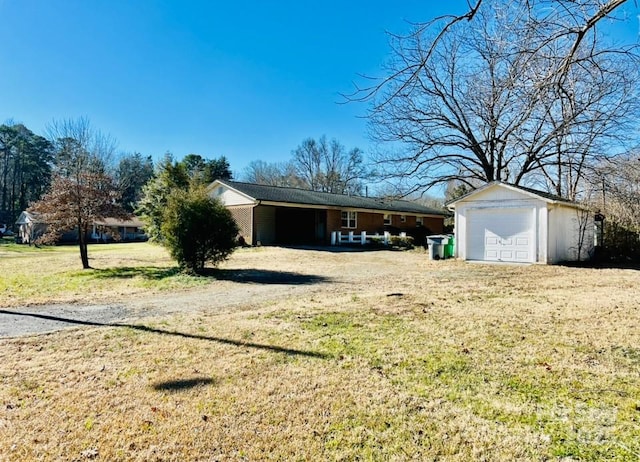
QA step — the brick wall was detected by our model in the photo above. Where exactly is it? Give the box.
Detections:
[228,206,253,244]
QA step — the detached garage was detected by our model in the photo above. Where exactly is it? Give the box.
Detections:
[449,182,594,264]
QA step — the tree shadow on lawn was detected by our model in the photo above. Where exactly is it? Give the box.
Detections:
[559,261,640,271]
[83,266,183,280]
[0,309,329,360]
[208,268,329,285]
[152,377,215,392]
[81,266,329,285]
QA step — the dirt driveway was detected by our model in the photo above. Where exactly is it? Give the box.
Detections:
[0,247,428,338]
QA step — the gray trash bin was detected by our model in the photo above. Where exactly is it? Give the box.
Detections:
[427,235,448,260]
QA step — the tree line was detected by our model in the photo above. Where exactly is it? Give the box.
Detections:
[0,120,232,227]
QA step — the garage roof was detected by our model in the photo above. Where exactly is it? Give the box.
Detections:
[447,181,577,207]
[213,180,447,216]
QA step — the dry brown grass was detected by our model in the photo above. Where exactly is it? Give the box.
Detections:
[1,247,639,460]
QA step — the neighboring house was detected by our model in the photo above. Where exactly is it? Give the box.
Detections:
[91,217,147,242]
[15,211,147,244]
[16,211,51,244]
[448,181,594,264]
[208,180,446,246]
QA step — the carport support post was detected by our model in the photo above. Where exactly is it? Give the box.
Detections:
[384,231,390,245]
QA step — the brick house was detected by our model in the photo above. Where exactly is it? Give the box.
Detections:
[208,180,446,246]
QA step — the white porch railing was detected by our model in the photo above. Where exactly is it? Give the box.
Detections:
[331,231,407,246]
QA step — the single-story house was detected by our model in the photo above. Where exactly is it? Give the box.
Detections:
[16,211,54,244]
[448,181,594,264]
[91,217,147,242]
[208,180,446,246]
[15,211,147,244]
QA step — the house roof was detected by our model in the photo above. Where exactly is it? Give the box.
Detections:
[214,180,447,216]
[447,181,577,207]
[15,211,43,225]
[16,210,143,227]
[94,217,144,228]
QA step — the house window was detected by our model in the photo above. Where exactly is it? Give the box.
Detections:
[400,215,406,223]
[383,214,391,225]
[416,216,423,226]
[341,211,357,228]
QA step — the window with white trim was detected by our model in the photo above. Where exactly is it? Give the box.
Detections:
[416,216,423,226]
[400,215,406,223]
[383,214,391,225]
[341,211,357,228]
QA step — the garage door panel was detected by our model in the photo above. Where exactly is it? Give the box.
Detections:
[467,208,535,263]
[500,250,514,260]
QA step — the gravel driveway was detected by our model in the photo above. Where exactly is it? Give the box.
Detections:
[0,280,325,338]
[0,246,429,339]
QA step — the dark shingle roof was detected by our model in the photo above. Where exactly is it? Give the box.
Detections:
[217,180,446,216]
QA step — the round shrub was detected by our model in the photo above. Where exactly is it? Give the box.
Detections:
[161,187,239,273]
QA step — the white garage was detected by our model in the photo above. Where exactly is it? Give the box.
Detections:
[449,182,594,264]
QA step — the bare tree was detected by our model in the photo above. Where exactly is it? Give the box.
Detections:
[595,153,640,231]
[243,136,370,195]
[31,118,128,269]
[351,0,639,198]
[242,160,305,188]
[292,136,368,195]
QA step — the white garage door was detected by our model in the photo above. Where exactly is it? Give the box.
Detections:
[467,208,535,262]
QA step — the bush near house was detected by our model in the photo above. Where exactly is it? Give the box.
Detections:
[161,187,239,274]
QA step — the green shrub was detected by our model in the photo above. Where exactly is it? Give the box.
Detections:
[160,187,239,273]
[389,235,414,249]
[601,221,640,263]
[368,235,415,249]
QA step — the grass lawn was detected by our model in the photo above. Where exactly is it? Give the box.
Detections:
[0,241,210,307]
[0,245,639,460]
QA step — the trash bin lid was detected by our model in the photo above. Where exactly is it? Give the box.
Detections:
[427,234,448,244]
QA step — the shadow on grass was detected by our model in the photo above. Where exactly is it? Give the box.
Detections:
[559,261,640,271]
[0,309,328,359]
[77,266,329,285]
[152,377,215,392]
[279,244,409,253]
[82,266,183,280]
[209,268,329,285]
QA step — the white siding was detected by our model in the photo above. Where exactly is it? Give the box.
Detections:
[461,185,539,202]
[211,185,255,206]
[254,205,276,245]
[547,205,594,263]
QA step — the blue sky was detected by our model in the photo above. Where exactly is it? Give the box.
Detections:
[1,1,639,179]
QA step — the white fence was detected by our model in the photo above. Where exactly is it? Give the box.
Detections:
[330,231,406,246]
